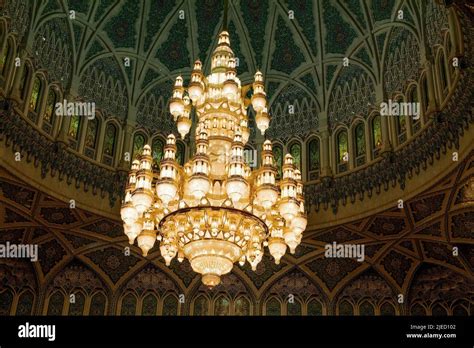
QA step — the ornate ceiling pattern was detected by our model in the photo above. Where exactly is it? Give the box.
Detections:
[0,150,472,314]
[3,0,452,137]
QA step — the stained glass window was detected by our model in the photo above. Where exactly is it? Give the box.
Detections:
[120,293,137,316]
[152,138,165,166]
[0,289,13,315]
[89,292,106,315]
[273,145,283,179]
[307,299,323,315]
[289,142,301,170]
[371,116,382,150]
[265,297,281,316]
[20,65,29,99]
[132,133,146,159]
[68,292,85,316]
[68,115,81,139]
[338,300,353,315]
[432,304,448,316]
[29,77,42,111]
[162,294,178,316]
[307,138,320,172]
[439,54,448,93]
[422,76,430,112]
[103,123,117,156]
[214,296,230,316]
[141,293,158,315]
[234,297,250,316]
[337,130,348,163]
[359,301,375,316]
[380,302,396,316]
[287,299,302,316]
[193,295,209,315]
[43,88,56,124]
[16,290,34,315]
[176,141,185,165]
[354,123,366,157]
[47,291,64,315]
[85,118,98,149]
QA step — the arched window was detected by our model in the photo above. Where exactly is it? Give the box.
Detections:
[265,297,281,316]
[84,118,99,158]
[287,299,302,316]
[273,144,283,179]
[371,115,382,157]
[214,295,230,316]
[47,291,65,315]
[132,133,146,159]
[307,299,323,315]
[68,292,85,316]
[338,300,353,315]
[0,41,10,75]
[234,296,251,316]
[432,303,448,316]
[358,301,375,316]
[193,295,209,316]
[176,141,185,165]
[354,122,366,166]
[307,138,320,180]
[394,96,407,145]
[439,53,448,97]
[408,86,421,133]
[380,302,396,316]
[289,142,301,170]
[336,130,348,173]
[42,88,57,133]
[16,290,35,315]
[89,292,107,315]
[452,304,468,316]
[0,289,13,315]
[20,65,30,100]
[421,75,430,113]
[141,293,158,315]
[29,76,42,113]
[162,294,179,316]
[68,115,81,140]
[410,303,426,316]
[102,123,117,166]
[152,137,165,167]
[120,293,137,316]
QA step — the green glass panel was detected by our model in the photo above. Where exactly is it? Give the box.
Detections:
[0,43,8,74]
[68,115,81,139]
[273,145,283,179]
[89,293,106,315]
[152,138,164,165]
[214,296,230,316]
[234,297,250,316]
[120,294,137,316]
[359,301,375,316]
[132,134,145,159]
[141,294,157,315]
[103,124,117,156]
[16,291,34,315]
[162,295,178,316]
[372,116,382,149]
[287,300,302,316]
[355,123,366,157]
[29,77,41,111]
[68,292,85,316]
[193,296,209,316]
[290,143,301,170]
[337,131,348,163]
[85,118,98,148]
[308,139,320,172]
[266,298,281,316]
[176,142,185,165]
[47,291,64,315]
[44,89,56,123]
[307,299,322,315]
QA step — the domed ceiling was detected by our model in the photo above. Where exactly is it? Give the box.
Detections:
[18,0,446,141]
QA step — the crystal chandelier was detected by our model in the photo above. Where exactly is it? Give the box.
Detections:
[121,31,307,287]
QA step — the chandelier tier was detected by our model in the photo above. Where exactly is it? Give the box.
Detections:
[121,31,307,287]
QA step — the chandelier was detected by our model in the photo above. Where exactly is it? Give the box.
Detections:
[120,31,307,287]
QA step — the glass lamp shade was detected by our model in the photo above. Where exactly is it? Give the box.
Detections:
[278,198,300,222]
[169,98,184,118]
[124,222,141,245]
[184,239,241,287]
[120,201,138,225]
[256,185,279,210]
[177,116,192,138]
[188,83,203,102]
[137,229,156,256]
[284,229,299,254]
[188,174,211,200]
[291,213,307,235]
[223,79,238,99]
[225,178,249,203]
[156,180,178,206]
[131,190,153,216]
[251,93,266,112]
[255,111,270,135]
[268,237,287,264]
[160,243,178,266]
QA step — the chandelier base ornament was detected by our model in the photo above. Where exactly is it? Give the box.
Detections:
[121,31,307,287]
